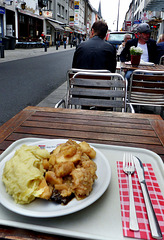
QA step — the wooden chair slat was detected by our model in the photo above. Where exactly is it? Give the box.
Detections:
[69,97,125,108]
[71,78,125,88]
[129,70,164,109]
[70,88,125,98]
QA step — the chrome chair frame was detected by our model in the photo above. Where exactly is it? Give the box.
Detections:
[56,71,131,113]
[128,70,164,114]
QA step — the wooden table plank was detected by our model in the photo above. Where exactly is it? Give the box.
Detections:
[22,120,157,137]
[150,120,164,147]
[25,106,162,120]
[0,109,35,144]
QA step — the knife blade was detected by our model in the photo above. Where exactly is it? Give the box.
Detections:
[134,156,162,239]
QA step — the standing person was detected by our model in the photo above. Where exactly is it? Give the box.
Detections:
[63,35,67,48]
[57,34,61,47]
[72,21,116,72]
[120,23,157,64]
[117,34,132,57]
[157,34,164,63]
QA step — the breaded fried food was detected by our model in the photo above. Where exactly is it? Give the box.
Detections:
[47,139,97,202]
[49,140,82,165]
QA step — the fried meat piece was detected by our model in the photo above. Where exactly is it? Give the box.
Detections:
[54,161,75,177]
[79,141,96,159]
[71,165,97,198]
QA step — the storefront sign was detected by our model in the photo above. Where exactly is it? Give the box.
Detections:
[43,11,52,18]
[69,16,74,26]
[74,1,79,9]
[0,7,5,14]
[126,21,131,26]
[74,1,79,26]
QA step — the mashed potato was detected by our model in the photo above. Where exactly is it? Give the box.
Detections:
[2,144,50,204]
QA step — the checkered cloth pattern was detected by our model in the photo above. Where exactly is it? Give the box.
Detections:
[117,161,164,240]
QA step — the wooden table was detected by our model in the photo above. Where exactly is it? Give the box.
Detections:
[117,62,164,71]
[0,106,164,240]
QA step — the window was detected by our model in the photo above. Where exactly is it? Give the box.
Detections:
[19,15,25,23]
[65,10,68,20]
[57,4,61,16]
[48,0,52,10]
[29,18,33,25]
[61,6,64,17]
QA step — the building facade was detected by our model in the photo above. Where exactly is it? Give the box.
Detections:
[0,0,101,46]
[123,0,164,40]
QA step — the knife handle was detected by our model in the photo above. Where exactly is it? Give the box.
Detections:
[141,182,163,239]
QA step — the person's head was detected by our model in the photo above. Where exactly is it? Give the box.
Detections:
[91,21,108,39]
[124,34,132,43]
[137,23,151,43]
[157,34,164,43]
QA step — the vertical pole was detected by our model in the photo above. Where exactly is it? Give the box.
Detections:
[117,0,120,31]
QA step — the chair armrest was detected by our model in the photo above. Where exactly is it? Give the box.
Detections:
[126,103,135,113]
[55,99,66,108]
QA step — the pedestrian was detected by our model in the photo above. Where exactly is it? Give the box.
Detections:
[117,34,132,57]
[72,20,116,72]
[156,34,164,64]
[72,35,77,46]
[120,23,158,81]
[63,35,67,48]
[57,34,61,47]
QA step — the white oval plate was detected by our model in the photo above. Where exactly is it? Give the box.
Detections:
[0,139,111,218]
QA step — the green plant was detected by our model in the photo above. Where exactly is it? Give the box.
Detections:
[130,46,143,56]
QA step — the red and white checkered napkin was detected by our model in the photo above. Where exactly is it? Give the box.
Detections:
[117,161,164,240]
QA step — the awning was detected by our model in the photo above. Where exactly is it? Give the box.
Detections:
[47,20,64,31]
[18,9,44,20]
[145,0,164,11]
[64,26,73,32]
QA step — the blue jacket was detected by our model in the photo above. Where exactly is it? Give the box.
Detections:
[120,38,158,64]
[72,36,116,73]
[157,42,164,63]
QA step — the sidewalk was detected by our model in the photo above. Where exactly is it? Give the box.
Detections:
[0,45,74,108]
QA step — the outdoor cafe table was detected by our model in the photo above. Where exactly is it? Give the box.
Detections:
[116,61,164,71]
[0,106,164,240]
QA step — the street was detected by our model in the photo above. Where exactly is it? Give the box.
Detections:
[0,49,74,126]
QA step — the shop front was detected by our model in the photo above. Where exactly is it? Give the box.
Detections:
[46,19,64,46]
[17,9,44,42]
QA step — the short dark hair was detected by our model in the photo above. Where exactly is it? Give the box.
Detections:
[92,21,108,39]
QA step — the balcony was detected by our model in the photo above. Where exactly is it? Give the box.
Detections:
[145,0,164,12]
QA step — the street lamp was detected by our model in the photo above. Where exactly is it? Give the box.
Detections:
[116,0,120,31]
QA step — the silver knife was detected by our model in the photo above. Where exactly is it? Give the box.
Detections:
[134,156,162,239]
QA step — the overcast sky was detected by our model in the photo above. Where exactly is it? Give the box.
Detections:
[89,0,132,31]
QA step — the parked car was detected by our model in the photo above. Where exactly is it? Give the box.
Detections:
[106,31,135,50]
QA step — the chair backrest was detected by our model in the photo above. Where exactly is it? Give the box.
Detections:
[66,72,127,112]
[66,68,110,85]
[128,70,164,107]
[159,55,164,65]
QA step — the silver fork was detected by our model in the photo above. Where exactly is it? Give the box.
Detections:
[123,153,139,231]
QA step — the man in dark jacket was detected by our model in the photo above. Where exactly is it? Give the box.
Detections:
[120,23,158,64]
[72,21,116,73]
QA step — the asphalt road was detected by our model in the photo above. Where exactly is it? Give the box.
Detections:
[0,49,74,126]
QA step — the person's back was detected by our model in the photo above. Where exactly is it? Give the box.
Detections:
[72,21,116,73]
[157,34,164,63]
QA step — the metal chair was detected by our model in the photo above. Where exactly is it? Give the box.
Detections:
[128,70,164,114]
[55,68,110,108]
[55,71,130,112]
[159,55,164,65]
